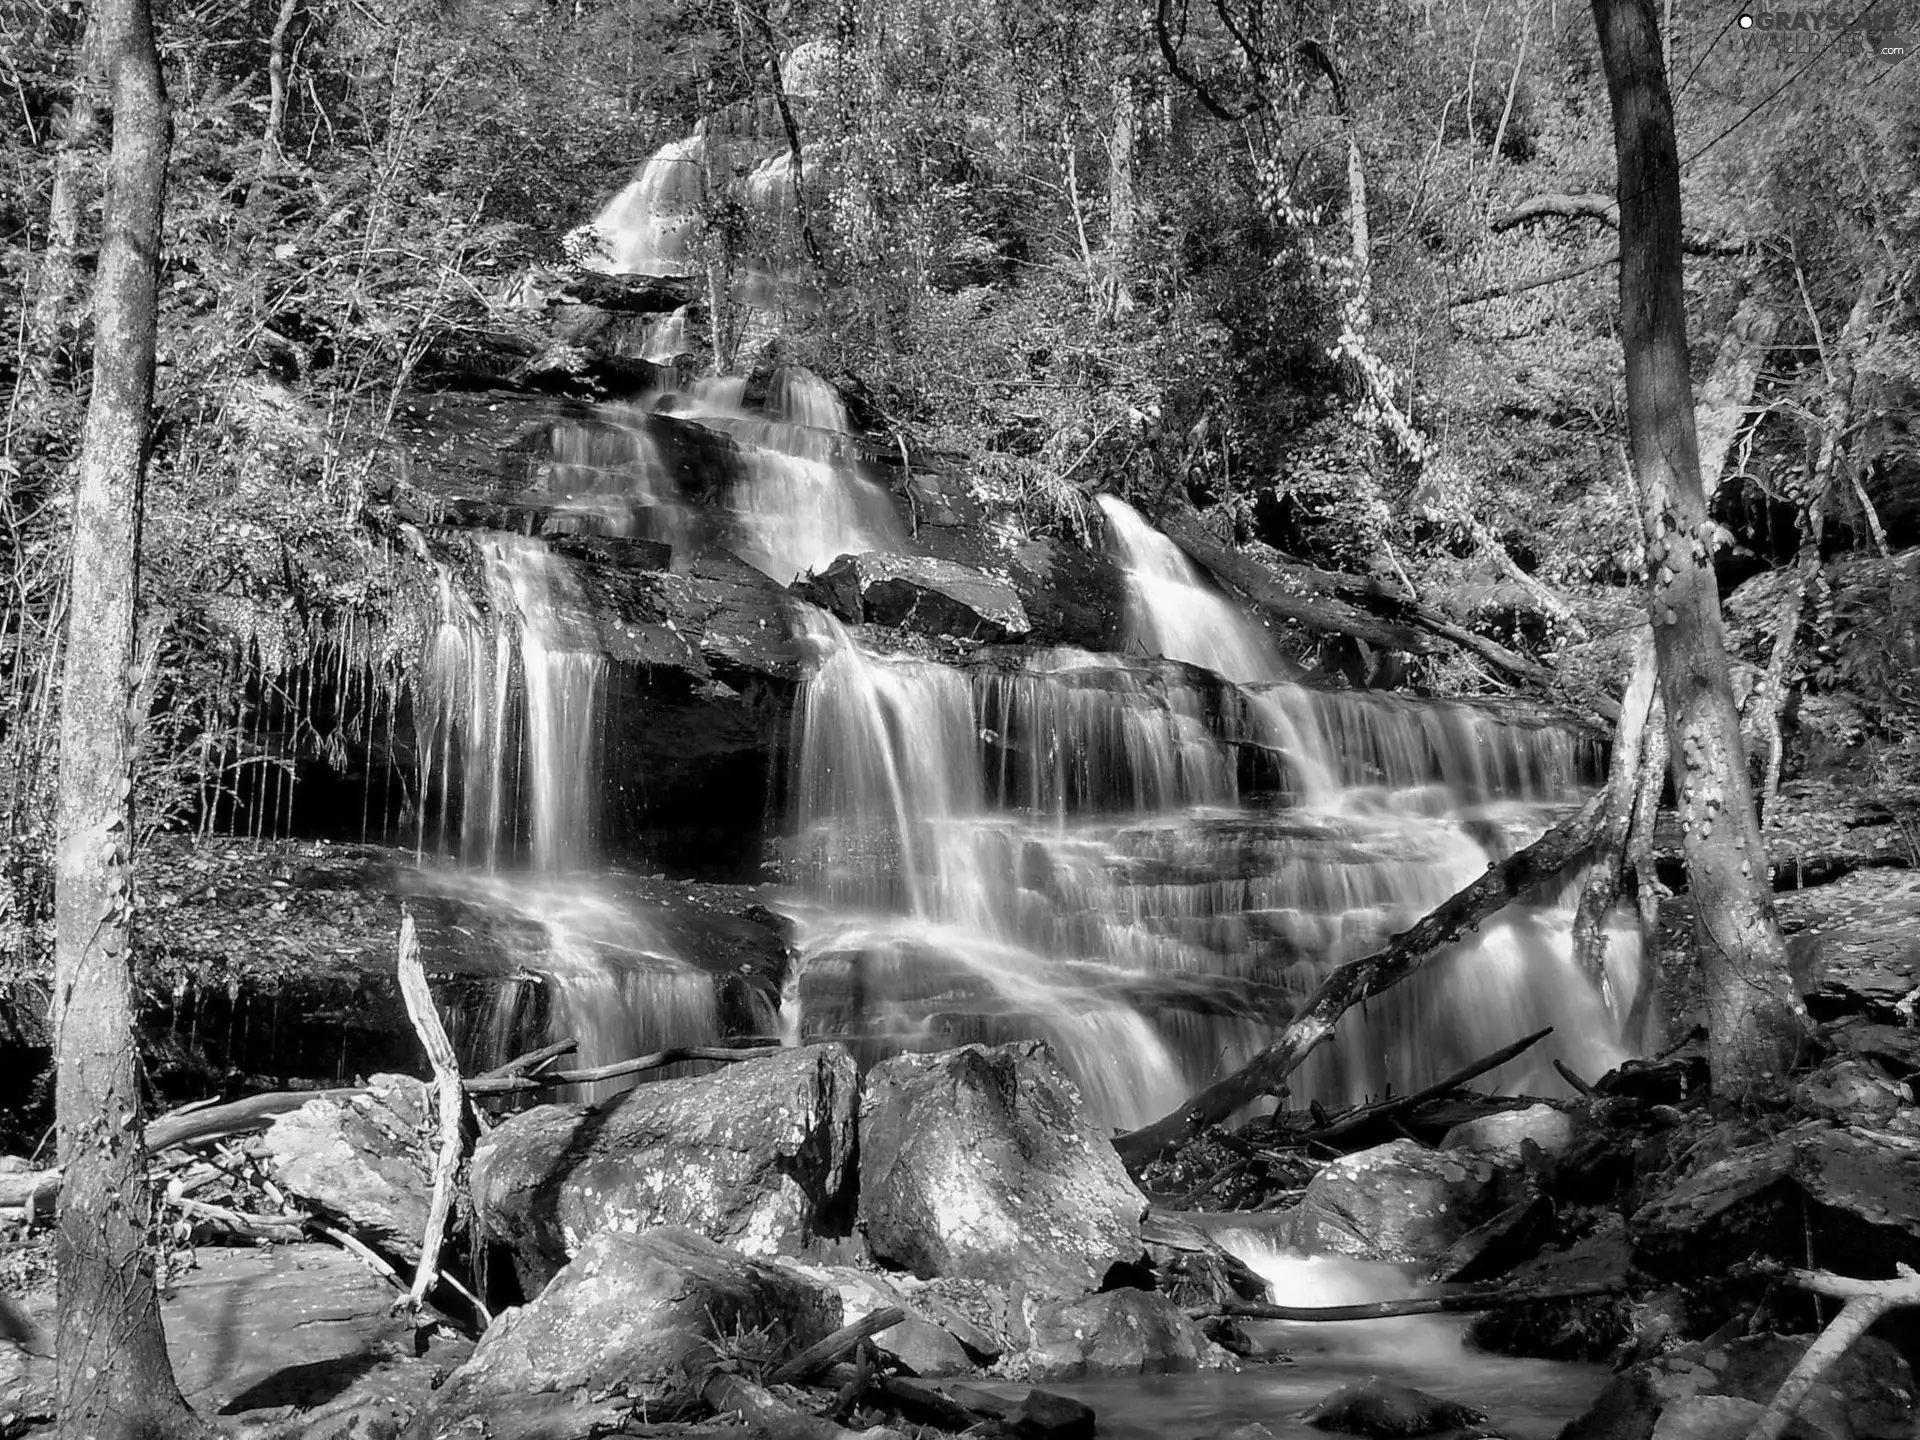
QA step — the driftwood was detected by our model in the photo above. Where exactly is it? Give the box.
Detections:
[1114,795,1604,1168]
[1190,1276,1624,1322]
[766,1307,906,1385]
[395,911,473,1316]
[463,1044,791,1095]
[1284,1026,1555,1148]
[476,1036,577,1080]
[1744,1262,1920,1440]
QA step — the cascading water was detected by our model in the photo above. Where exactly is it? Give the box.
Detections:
[774,503,1640,1127]
[586,135,706,276]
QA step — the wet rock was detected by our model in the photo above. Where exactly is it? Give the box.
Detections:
[423,1227,840,1440]
[1440,1103,1579,1166]
[1015,1388,1099,1439]
[857,1040,1148,1299]
[1141,1207,1271,1309]
[1794,1057,1913,1126]
[1300,1378,1489,1437]
[1631,1121,1920,1283]
[471,1044,857,1290]
[1199,1425,1280,1440]
[802,551,1032,642]
[1776,869,1920,1024]
[1559,1331,1916,1440]
[1026,1288,1225,1381]
[262,1076,435,1260]
[1647,1395,1766,1440]
[1288,1140,1521,1264]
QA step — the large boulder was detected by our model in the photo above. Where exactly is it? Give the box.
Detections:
[423,1227,840,1440]
[1301,1378,1489,1437]
[1440,1103,1579,1166]
[1287,1140,1522,1264]
[802,552,1032,643]
[857,1041,1148,1299]
[1560,1331,1915,1440]
[1025,1288,1226,1381]
[472,1045,857,1290]
[262,1076,434,1260]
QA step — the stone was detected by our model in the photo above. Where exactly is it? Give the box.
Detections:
[262,1075,435,1260]
[1647,1396,1767,1440]
[164,1244,469,1427]
[857,1041,1148,1299]
[1300,1378,1489,1437]
[797,1265,977,1377]
[1630,1121,1920,1283]
[1288,1140,1521,1264]
[1440,1103,1578,1166]
[1141,1207,1271,1309]
[1559,1332,1916,1440]
[802,551,1032,642]
[1014,1388,1099,1438]
[1201,1426,1280,1440]
[471,1045,857,1290]
[423,1227,840,1440]
[1026,1288,1224,1381]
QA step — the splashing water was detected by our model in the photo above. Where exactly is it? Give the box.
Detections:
[588,135,706,276]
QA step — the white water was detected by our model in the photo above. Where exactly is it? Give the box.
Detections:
[587,135,706,276]
[779,606,1639,1129]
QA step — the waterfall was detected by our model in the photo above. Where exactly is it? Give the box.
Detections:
[1098,495,1284,683]
[780,604,1638,1129]
[587,135,706,276]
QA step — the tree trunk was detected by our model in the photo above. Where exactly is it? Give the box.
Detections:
[1591,0,1810,1091]
[51,1,201,1436]
[1571,628,1656,995]
[1105,68,1138,316]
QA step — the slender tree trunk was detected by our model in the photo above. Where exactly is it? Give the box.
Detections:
[1105,67,1138,316]
[52,2,201,1436]
[1571,628,1656,994]
[1591,0,1810,1091]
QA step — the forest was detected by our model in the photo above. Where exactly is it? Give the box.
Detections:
[0,0,1917,1435]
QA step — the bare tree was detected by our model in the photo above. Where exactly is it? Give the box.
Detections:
[52,0,207,1434]
[1589,0,1810,1090]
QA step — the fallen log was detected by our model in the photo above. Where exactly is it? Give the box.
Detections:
[1114,794,1604,1168]
[476,1036,577,1080]
[1190,1277,1624,1322]
[766,1306,907,1385]
[463,1043,791,1095]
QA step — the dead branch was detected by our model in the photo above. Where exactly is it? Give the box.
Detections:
[1744,1262,1920,1440]
[395,910,472,1317]
[463,1044,790,1095]
[476,1037,577,1080]
[1289,1026,1556,1147]
[767,1307,907,1385]
[1450,248,1619,308]
[1114,795,1604,1168]
[1493,192,1752,254]
[703,1371,897,1440]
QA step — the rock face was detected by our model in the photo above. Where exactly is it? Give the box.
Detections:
[802,551,1032,642]
[1301,1378,1489,1437]
[262,1076,434,1260]
[1288,1140,1520,1264]
[1025,1288,1224,1381]
[471,1045,857,1289]
[857,1041,1148,1298]
[424,1227,840,1440]
[1560,1332,1916,1440]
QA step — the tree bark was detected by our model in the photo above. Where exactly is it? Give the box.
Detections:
[1591,0,1810,1092]
[51,0,199,1436]
[1114,795,1603,1167]
[1571,628,1656,993]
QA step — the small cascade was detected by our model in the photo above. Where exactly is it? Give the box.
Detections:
[1098,495,1284,683]
[588,135,706,276]
[541,364,900,584]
